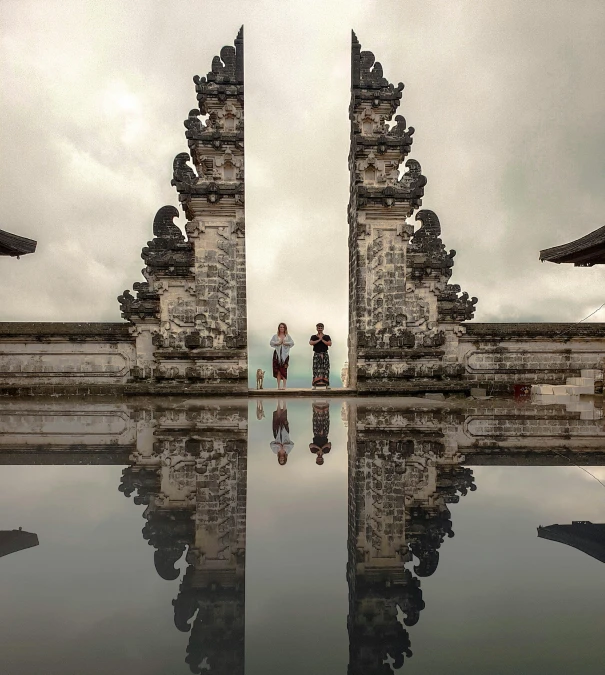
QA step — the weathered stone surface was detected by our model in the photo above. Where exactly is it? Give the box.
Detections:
[458,323,605,393]
[0,323,136,392]
[0,322,132,339]
[347,33,476,393]
[118,28,247,393]
[120,400,247,673]
[1,395,603,669]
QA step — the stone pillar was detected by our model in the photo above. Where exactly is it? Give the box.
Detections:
[118,28,247,393]
[345,400,476,671]
[120,401,247,674]
[348,33,477,393]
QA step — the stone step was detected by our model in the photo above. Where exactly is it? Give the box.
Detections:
[581,369,602,380]
[567,401,595,412]
[565,377,594,387]
[532,393,572,405]
[531,384,554,395]
[567,385,595,395]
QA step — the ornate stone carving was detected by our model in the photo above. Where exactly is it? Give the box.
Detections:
[140,206,194,277]
[193,26,244,115]
[171,153,198,187]
[408,209,456,280]
[348,34,477,391]
[117,30,247,392]
[347,400,477,672]
[117,283,160,322]
[121,402,247,673]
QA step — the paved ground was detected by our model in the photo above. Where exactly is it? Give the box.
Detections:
[248,387,356,397]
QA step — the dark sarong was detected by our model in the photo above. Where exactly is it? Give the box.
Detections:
[312,352,330,386]
[312,402,330,437]
[310,402,331,458]
[272,407,289,438]
[273,350,289,379]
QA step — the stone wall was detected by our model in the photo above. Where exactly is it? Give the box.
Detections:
[347,33,477,394]
[120,400,247,674]
[345,35,605,394]
[460,323,605,393]
[0,323,135,396]
[117,28,247,394]
[1,31,603,396]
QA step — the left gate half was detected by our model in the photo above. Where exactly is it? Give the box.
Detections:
[118,27,247,394]
[0,29,246,396]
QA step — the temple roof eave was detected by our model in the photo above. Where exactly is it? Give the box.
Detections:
[0,229,37,257]
[538,522,605,563]
[539,225,605,266]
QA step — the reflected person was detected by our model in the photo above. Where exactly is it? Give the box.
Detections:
[271,400,294,465]
[309,401,331,465]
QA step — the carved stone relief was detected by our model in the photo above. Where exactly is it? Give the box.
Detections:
[117,29,247,392]
[348,33,477,391]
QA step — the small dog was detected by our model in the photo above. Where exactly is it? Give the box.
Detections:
[256,369,265,389]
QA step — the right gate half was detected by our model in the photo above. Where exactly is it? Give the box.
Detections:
[347,31,477,393]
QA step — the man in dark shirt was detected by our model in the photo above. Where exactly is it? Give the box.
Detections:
[309,323,332,388]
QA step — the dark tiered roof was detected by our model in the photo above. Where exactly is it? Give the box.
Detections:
[540,225,605,266]
[538,522,605,564]
[0,529,39,558]
[0,229,37,257]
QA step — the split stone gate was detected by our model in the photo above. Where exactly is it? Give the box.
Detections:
[0,28,604,395]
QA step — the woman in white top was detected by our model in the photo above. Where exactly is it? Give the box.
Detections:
[270,322,295,390]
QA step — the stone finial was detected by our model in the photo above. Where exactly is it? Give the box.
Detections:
[414,209,441,237]
[351,31,404,110]
[153,205,184,241]
[193,28,244,114]
[171,153,198,188]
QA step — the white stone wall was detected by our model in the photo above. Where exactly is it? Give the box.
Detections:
[459,326,605,392]
[0,399,136,454]
[0,326,135,393]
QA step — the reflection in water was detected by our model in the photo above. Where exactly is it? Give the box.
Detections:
[120,404,247,674]
[119,400,480,672]
[271,400,293,466]
[1,396,604,672]
[538,521,605,564]
[345,403,477,672]
[0,528,39,558]
[310,401,332,465]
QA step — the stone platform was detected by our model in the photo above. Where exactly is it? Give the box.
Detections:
[249,388,356,397]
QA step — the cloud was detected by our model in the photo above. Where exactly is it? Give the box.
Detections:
[1,0,604,358]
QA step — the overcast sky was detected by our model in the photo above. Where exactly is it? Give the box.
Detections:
[1,0,604,381]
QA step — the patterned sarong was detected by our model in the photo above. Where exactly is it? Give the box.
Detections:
[273,350,289,379]
[312,402,330,438]
[312,352,330,386]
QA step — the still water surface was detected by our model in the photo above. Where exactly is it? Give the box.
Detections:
[0,397,604,674]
